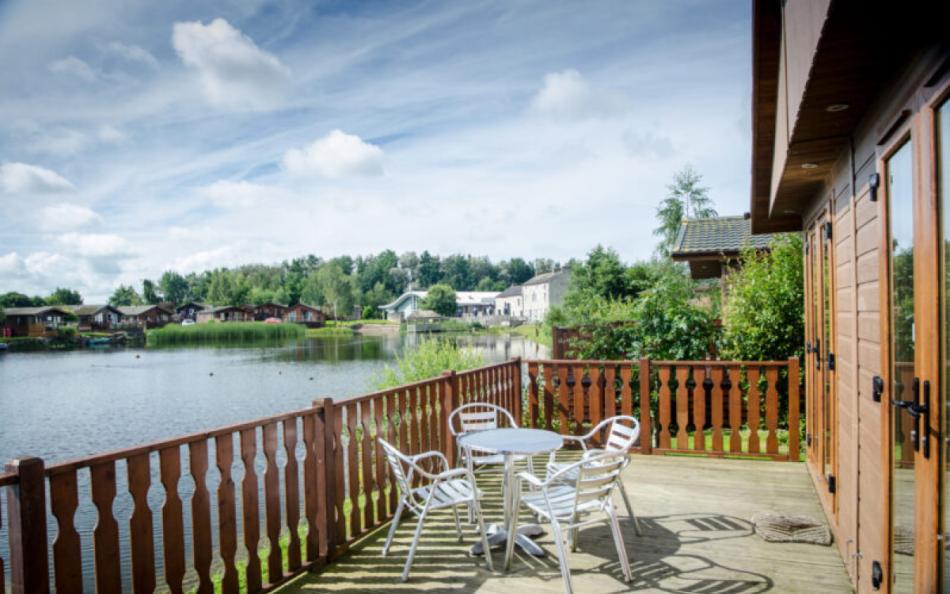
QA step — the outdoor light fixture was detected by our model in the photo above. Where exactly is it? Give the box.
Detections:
[869,172,880,201]
[826,103,850,112]
[801,162,818,169]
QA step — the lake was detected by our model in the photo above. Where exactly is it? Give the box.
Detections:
[0,332,547,465]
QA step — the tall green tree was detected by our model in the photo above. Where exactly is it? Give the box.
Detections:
[317,264,357,319]
[159,271,189,304]
[422,284,457,316]
[109,285,142,306]
[142,279,161,304]
[654,165,717,257]
[418,251,441,287]
[0,292,44,307]
[45,287,83,305]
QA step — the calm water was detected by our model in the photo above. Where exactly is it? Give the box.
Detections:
[0,332,546,464]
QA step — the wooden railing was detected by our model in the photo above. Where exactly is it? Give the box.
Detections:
[0,356,797,593]
[526,358,800,461]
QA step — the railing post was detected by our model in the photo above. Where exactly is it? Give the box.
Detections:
[315,398,338,558]
[441,371,458,466]
[638,359,652,455]
[788,357,801,462]
[510,357,523,427]
[6,457,50,594]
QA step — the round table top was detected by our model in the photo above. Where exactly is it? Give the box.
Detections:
[458,427,563,456]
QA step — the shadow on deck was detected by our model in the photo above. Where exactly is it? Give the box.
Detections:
[277,455,850,593]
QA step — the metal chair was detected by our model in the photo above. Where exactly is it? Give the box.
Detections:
[449,402,534,520]
[546,415,641,535]
[505,451,633,593]
[379,438,494,581]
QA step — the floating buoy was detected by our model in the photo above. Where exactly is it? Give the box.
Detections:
[309,377,314,381]
[135,354,140,359]
[209,372,214,376]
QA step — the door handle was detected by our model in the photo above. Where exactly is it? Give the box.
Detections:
[890,377,930,457]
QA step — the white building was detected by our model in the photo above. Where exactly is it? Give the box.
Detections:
[494,285,524,318]
[521,270,570,322]
[379,290,500,321]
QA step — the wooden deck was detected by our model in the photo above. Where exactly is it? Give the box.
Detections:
[277,454,851,593]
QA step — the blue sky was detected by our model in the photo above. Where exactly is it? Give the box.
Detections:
[0,0,752,301]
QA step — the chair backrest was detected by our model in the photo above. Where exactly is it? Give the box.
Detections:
[573,451,628,508]
[594,415,639,453]
[379,438,415,497]
[449,402,517,437]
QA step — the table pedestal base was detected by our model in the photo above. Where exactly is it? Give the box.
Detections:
[470,523,546,557]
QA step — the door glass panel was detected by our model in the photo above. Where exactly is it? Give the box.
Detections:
[937,98,950,593]
[888,138,915,592]
[822,224,833,472]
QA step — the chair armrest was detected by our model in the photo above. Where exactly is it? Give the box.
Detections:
[434,467,471,481]
[516,471,546,490]
[410,450,449,475]
[561,434,590,451]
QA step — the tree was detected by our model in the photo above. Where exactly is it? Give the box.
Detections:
[316,264,357,319]
[142,279,161,304]
[654,165,717,257]
[721,234,804,361]
[159,271,189,304]
[422,284,457,316]
[418,251,441,287]
[109,285,143,306]
[0,292,43,307]
[505,258,534,285]
[45,287,83,305]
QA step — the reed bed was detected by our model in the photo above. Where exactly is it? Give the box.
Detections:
[147,321,306,345]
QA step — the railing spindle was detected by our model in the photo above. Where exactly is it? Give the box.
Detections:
[283,420,302,572]
[189,440,213,593]
[658,366,672,450]
[90,461,122,593]
[215,434,239,593]
[747,367,762,454]
[528,362,540,428]
[159,447,185,594]
[589,366,603,445]
[127,453,156,593]
[302,412,319,562]
[693,368,707,452]
[49,469,82,593]
[711,368,725,453]
[360,400,376,532]
[728,367,742,452]
[765,367,780,454]
[675,366,689,450]
[261,423,283,583]
[239,429,263,592]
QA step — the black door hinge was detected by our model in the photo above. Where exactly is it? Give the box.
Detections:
[824,221,833,240]
[806,433,812,446]
[827,474,836,494]
[814,338,821,370]
[827,352,835,371]
[871,560,883,589]
[872,375,884,403]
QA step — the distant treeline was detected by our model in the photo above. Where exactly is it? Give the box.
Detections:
[0,251,563,320]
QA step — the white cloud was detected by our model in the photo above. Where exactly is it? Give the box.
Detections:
[200,179,278,208]
[23,251,71,276]
[26,128,88,156]
[171,18,290,109]
[530,69,624,120]
[48,56,98,82]
[57,233,131,257]
[0,252,23,275]
[0,162,75,193]
[282,130,384,178]
[170,245,234,273]
[38,203,103,231]
[97,125,127,143]
[105,41,159,69]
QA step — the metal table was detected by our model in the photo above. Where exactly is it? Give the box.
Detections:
[459,427,563,558]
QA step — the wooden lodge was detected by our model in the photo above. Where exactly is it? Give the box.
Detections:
[196,305,249,324]
[671,215,774,280]
[70,304,122,331]
[751,1,948,591]
[284,303,326,327]
[117,304,173,328]
[0,306,71,337]
[250,302,288,321]
[175,301,206,322]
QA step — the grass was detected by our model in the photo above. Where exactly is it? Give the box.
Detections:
[147,322,306,345]
[306,326,354,338]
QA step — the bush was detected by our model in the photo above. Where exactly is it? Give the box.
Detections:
[374,339,483,389]
[421,284,457,316]
[720,234,804,361]
[147,322,305,345]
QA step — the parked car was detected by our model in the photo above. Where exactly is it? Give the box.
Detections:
[181,319,196,326]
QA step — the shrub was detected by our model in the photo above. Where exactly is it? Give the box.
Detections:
[421,284,457,317]
[147,322,305,345]
[374,339,483,389]
[720,234,804,361]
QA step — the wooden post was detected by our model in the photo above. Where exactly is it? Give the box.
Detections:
[316,398,338,558]
[441,371,457,467]
[510,357,523,427]
[788,357,801,462]
[6,457,50,594]
[638,359,652,455]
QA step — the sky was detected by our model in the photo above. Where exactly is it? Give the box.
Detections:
[0,0,753,302]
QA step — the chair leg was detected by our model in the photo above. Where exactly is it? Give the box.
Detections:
[549,520,574,594]
[401,505,430,582]
[472,498,494,572]
[570,526,578,552]
[607,508,633,583]
[617,480,641,536]
[382,499,405,556]
[453,507,463,542]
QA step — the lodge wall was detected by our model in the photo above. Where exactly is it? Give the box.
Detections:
[798,47,945,592]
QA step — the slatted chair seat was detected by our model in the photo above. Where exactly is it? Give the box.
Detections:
[379,439,494,581]
[547,416,641,535]
[506,451,634,594]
